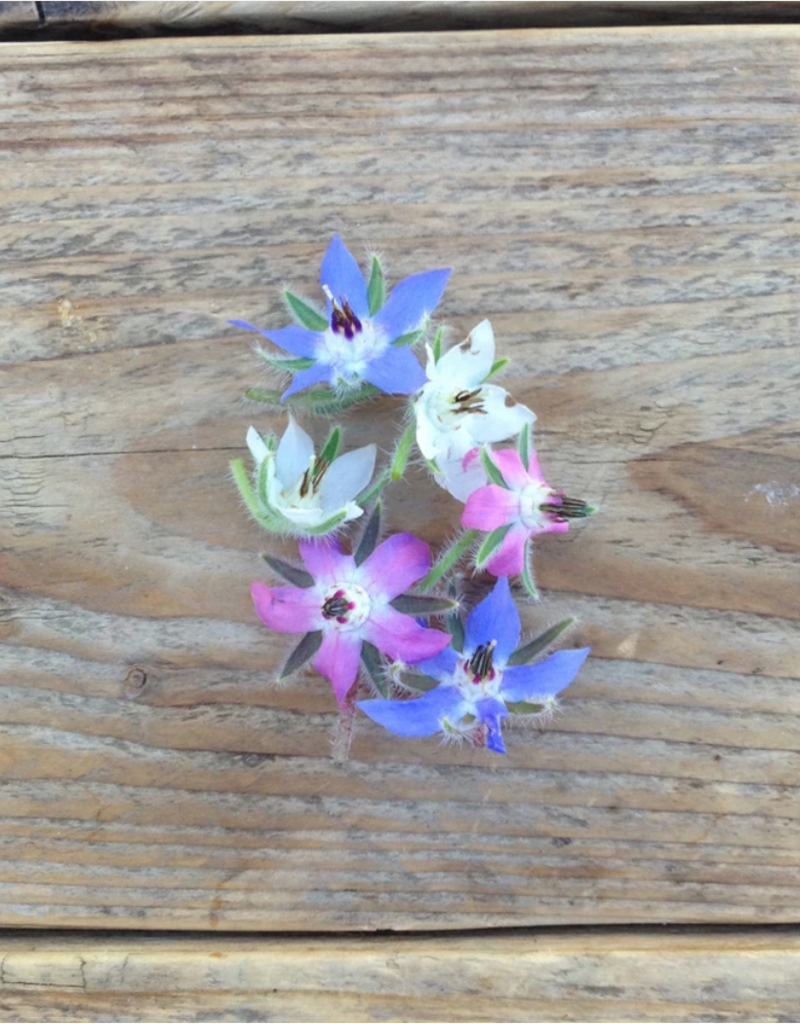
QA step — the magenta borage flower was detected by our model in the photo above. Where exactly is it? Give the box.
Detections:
[251,524,452,706]
[357,578,590,754]
[231,235,451,401]
[460,424,595,595]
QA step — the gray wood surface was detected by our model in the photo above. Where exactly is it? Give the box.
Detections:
[1,27,800,931]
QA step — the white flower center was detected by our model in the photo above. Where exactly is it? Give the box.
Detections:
[519,480,553,530]
[454,641,503,699]
[321,582,370,631]
[317,321,387,383]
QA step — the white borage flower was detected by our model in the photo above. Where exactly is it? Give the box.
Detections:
[412,320,537,502]
[238,415,377,536]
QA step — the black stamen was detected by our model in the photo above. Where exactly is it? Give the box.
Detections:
[468,640,496,681]
[540,495,594,520]
[330,296,362,339]
[451,387,487,416]
[322,594,350,619]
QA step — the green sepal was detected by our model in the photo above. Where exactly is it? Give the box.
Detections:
[517,421,532,468]
[479,446,508,488]
[475,524,512,569]
[367,255,385,316]
[245,387,284,407]
[484,357,510,382]
[256,349,316,372]
[506,700,546,715]
[507,617,576,667]
[356,468,389,507]
[354,500,382,567]
[317,426,342,468]
[423,455,440,475]
[360,641,389,697]
[291,384,381,416]
[431,326,444,364]
[391,421,416,481]
[398,671,439,693]
[231,458,291,533]
[261,553,314,589]
[391,328,424,348]
[245,384,381,416]
[419,530,479,592]
[521,538,538,599]
[390,595,457,615]
[279,631,323,680]
[303,510,348,536]
[445,580,464,653]
[285,290,328,331]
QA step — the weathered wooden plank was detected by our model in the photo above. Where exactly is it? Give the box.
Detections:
[29,1,800,37]
[1,930,800,1023]
[0,2,38,31]
[1,29,799,931]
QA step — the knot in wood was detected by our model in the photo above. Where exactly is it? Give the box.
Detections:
[124,666,148,691]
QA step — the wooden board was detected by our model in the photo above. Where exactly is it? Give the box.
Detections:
[1,27,800,931]
[19,2,800,38]
[2,929,800,1023]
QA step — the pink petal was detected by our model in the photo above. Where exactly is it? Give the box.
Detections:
[364,606,451,663]
[525,449,550,487]
[461,484,520,531]
[357,533,431,600]
[490,448,530,491]
[299,537,355,585]
[462,447,480,471]
[314,629,362,706]
[251,582,322,633]
[484,523,530,577]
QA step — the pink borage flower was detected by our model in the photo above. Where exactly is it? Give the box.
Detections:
[461,425,594,589]
[252,533,451,705]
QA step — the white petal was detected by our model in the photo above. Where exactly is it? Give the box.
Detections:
[318,444,377,511]
[276,415,315,488]
[436,319,495,387]
[246,426,270,464]
[467,386,536,445]
[436,453,488,503]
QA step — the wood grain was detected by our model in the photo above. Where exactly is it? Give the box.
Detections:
[2,929,800,1023]
[1,28,800,931]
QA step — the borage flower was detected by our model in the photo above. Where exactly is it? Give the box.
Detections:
[413,320,536,501]
[231,235,451,400]
[461,425,595,591]
[357,578,590,754]
[252,532,451,705]
[238,415,376,536]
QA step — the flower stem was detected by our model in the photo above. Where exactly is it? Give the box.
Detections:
[419,530,479,591]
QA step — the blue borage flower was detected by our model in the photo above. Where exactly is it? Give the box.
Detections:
[357,577,590,754]
[231,235,451,400]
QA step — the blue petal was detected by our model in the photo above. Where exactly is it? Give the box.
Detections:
[281,363,332,400]
[476,696,508,754]
[361,345,427,395]
[501,648,591,703]
[464,577,520,664]
[229,320,320,358]
[319,235,369,321]
[356,686,464,738]
[415,646,460,682]
[373,268,451,340]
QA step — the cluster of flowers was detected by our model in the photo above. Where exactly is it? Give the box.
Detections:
[230,237,595,755]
